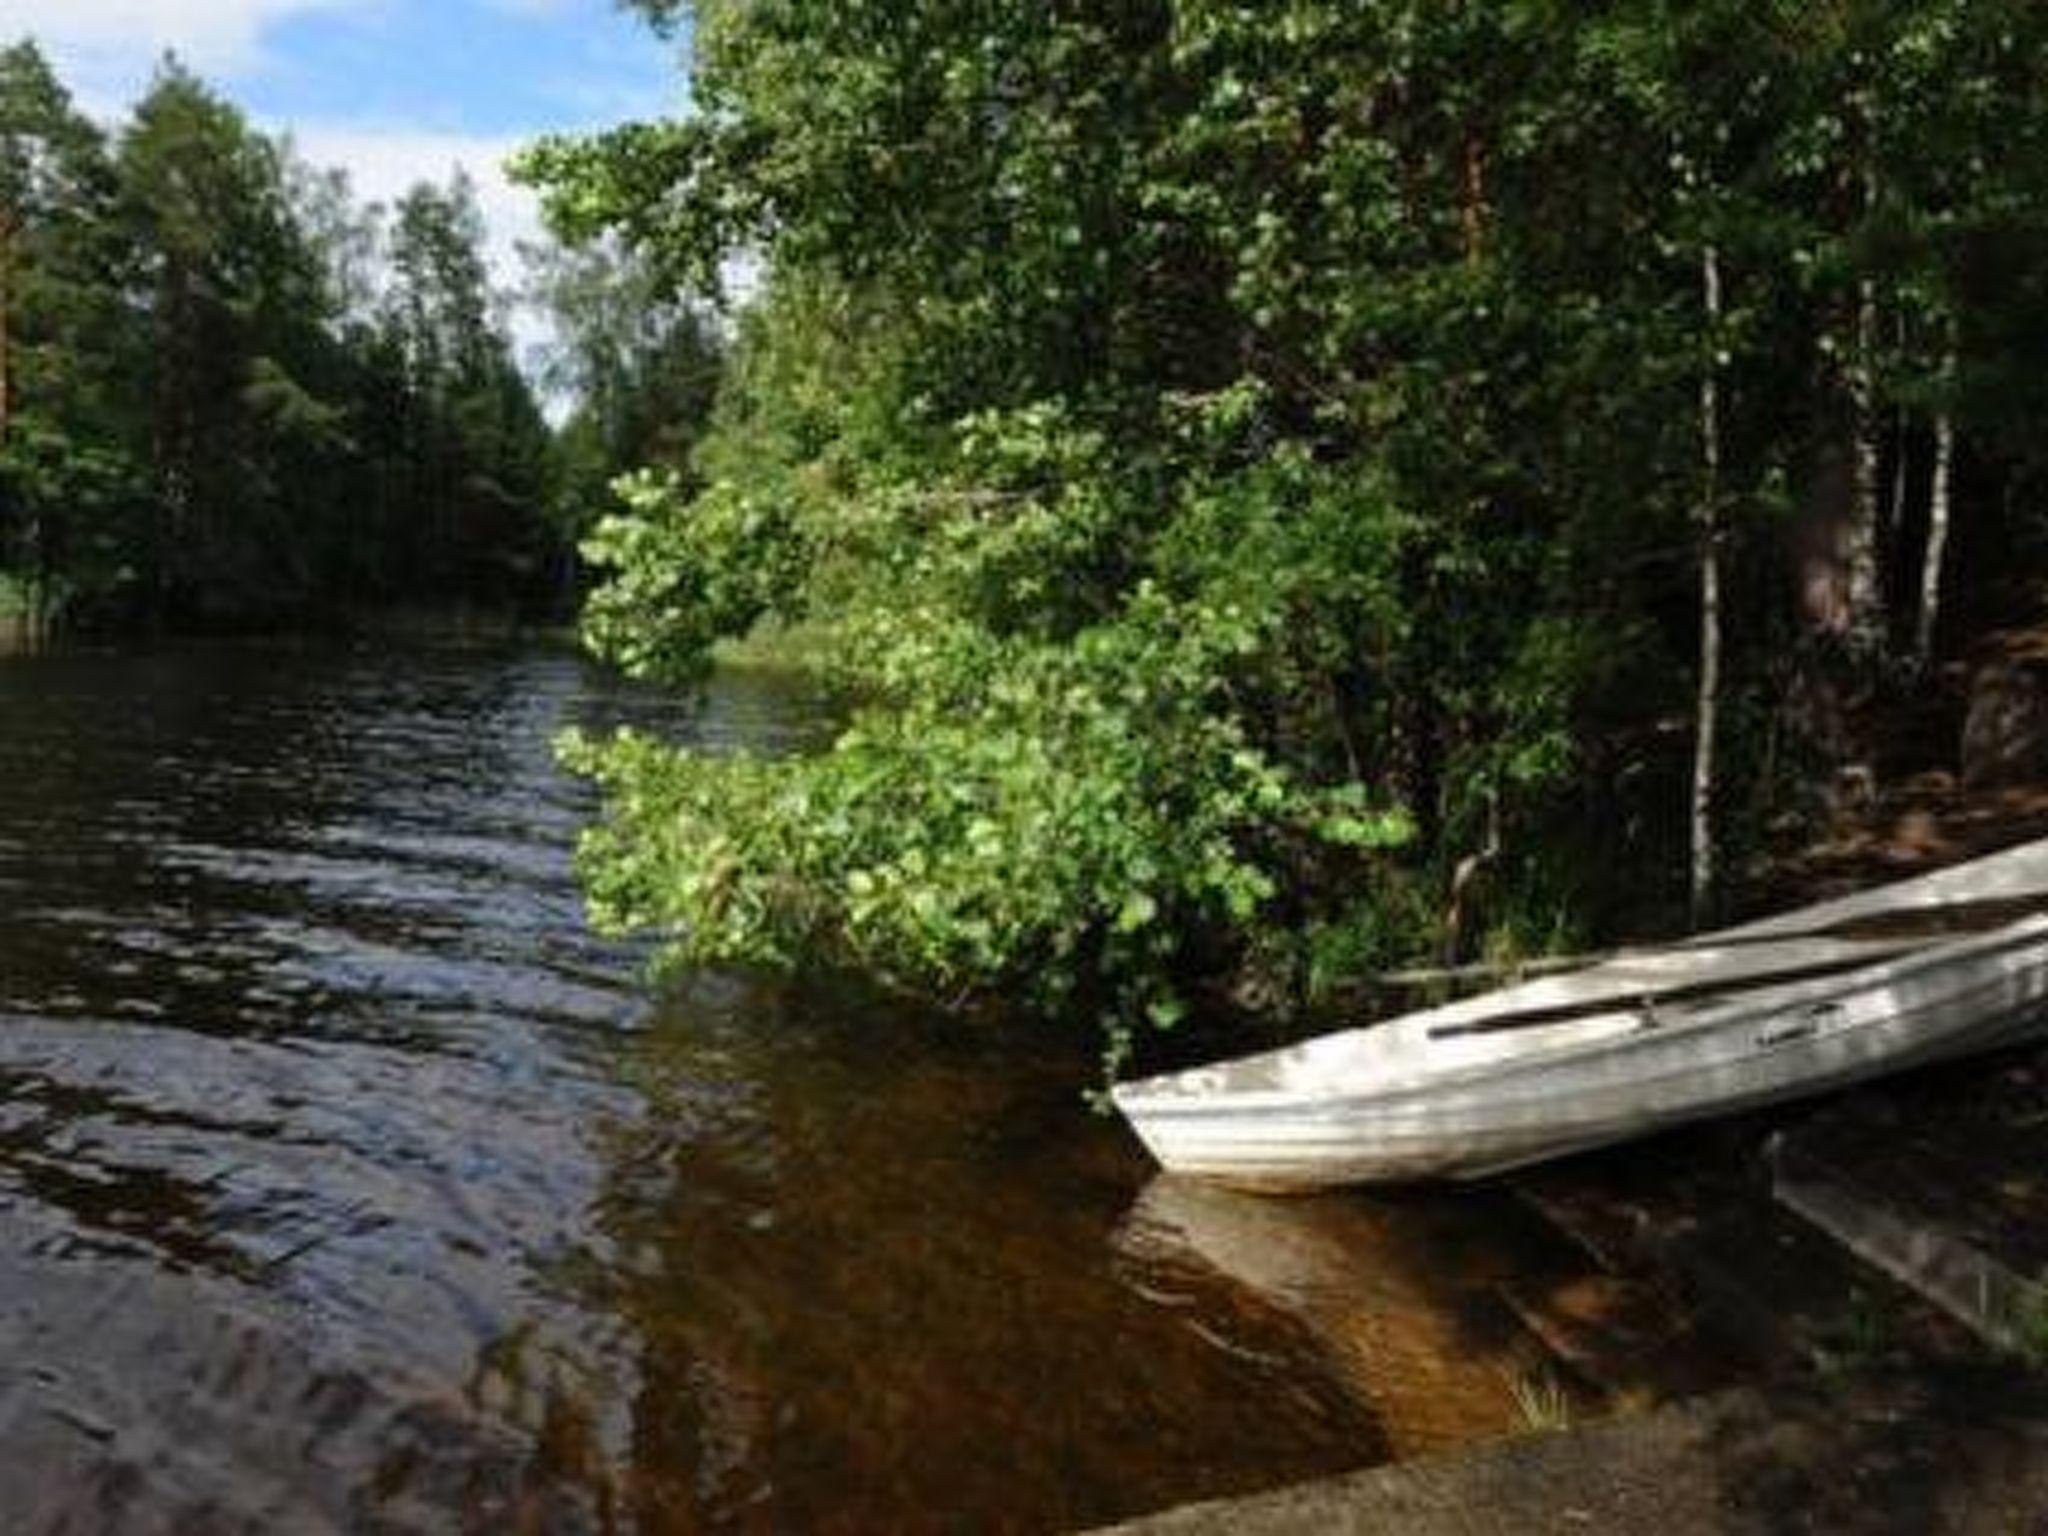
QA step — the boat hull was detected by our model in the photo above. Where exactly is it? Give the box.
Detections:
[1113,918,2048,1191]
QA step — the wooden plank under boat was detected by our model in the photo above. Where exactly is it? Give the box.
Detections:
[1111,839,2048,1191]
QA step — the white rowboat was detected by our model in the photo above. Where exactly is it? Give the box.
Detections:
[1111,840,2048,1190]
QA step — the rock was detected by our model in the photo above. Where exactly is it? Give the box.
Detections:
[1960,659,2048,790]
[1094,1369,2048,1536]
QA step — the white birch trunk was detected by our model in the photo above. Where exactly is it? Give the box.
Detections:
[1915,329,1959,668]
[1693,244,1724,924]
[1844,268,1884,652]
[1842,101,1884,655]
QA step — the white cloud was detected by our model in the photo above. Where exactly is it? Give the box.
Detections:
[286,123,541,269]
[0,0,355,87]
[285,123,554,365]
[0,1,618,385]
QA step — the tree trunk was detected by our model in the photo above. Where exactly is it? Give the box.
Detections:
[1461,129,1488,268]
[149,261,192,629]
[1915,328,1959,669]
[1888,314,1910,546]
[0,216,13,445]
[1843,268,1884,653]
[1888,411,1909,541]
[0,215,36,645]
[1841,91,1885,657]
[1692,244,1724,925]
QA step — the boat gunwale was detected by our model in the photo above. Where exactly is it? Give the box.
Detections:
[1115,912,2048,1121]
[1124,973,2048,1188]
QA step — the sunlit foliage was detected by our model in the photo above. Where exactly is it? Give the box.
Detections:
[522,1,2048,1064]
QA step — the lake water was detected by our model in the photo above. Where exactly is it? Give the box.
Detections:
[0,642,1561,1533]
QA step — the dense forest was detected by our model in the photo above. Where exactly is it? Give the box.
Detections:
[515,0,2048,1073]
[0,42,718,638]
[11,8,2047,1074]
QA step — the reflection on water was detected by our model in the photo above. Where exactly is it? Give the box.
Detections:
[1121,1179,1568,1459]
[0,641,1452,1532]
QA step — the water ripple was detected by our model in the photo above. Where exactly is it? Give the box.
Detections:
[0,642,1415,1533]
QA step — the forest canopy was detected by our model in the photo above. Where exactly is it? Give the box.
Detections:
[0,43,577,635]
[517,1,2048,1070]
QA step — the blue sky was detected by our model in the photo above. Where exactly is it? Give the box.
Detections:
[0,0,689,335]
[233,1,683,138]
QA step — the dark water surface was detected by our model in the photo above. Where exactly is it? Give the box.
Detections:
[0,643,1542,1533]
